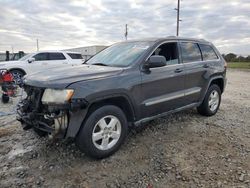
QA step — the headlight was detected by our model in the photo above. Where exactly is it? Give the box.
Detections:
[42,89,74,104]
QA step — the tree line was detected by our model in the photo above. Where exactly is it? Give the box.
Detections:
[222,53,250,62]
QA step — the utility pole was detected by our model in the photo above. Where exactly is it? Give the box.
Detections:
[36,39,39,51]
[176,0,180,36]
[11,45,14,54]
[125,24,128,40]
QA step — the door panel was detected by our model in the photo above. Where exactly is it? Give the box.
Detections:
[179,42,206,104]
[183,62,207,103]
[29,53,49,74]
[140,64,185,118]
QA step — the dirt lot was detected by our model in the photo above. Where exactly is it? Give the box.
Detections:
[0,69,250,188]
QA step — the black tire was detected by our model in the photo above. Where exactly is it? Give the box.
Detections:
[76,105,128,159]
[10,69,25,84]
[197,84,221,116]
[33,127,48,137]
[1,94,10,103]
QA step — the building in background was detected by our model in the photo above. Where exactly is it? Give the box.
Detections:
[64,45,107,60]
[0,53,6,61]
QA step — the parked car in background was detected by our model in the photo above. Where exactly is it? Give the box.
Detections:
[0,51,84,80]
[17,37,227,159]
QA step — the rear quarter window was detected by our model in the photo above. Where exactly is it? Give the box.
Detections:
[49,53,66,60]
[199,44,218,60]
[180,42,202,63]
[67,53,83,59]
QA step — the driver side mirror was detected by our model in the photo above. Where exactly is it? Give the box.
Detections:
[27,57,35,63]
[144,55,167,69]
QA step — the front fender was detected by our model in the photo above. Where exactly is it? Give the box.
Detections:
[66,108,88,138]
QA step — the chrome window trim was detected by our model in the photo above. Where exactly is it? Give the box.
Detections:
[143,40,221,69]
[183,59,221,65]
[148,62,183,70]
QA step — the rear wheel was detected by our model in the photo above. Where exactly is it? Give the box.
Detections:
[197,84,221,116]
[76,105,128,159]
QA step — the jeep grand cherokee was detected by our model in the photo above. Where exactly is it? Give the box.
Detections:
[17,37,227,159]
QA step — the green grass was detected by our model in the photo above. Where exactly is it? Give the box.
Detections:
[228,62,250,69]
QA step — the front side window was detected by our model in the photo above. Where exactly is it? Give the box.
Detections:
[180,42,202,63]
[19,53,33,61]
[49,53,66,60]
[151,42,179,65]
[33,53,49,61]
[67,53,83,59]
[86,41,153,67]
[199,44,218,60]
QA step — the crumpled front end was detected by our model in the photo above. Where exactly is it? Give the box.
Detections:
[16,85,87,139]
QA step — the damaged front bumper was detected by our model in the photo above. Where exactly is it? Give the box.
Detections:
[16,85,88,139]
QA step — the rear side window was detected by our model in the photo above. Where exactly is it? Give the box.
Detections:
[199,44,218,60]
[180,42,202,63]
[49,53,66,60]
[33,53,49,61]
[67,53,83,59]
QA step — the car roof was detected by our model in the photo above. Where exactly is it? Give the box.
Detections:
[34,50,81,54]
[122,36,210,44]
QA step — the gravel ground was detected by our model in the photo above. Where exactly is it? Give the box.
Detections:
[0,69,250,188]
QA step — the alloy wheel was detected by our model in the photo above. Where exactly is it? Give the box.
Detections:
[92,115,121,151]
[208,90,219,112]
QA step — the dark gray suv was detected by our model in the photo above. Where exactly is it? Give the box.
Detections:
[17,37,227,159]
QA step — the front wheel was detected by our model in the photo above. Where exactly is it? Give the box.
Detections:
[10,70,24,84]
[76,105,128,159]
[197,84,221,116]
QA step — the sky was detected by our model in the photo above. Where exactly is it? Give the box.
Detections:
[0,0,249,55]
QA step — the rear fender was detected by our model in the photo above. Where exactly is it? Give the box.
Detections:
[199,76,224,104]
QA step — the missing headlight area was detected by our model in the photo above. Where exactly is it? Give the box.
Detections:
[16,85,69,138]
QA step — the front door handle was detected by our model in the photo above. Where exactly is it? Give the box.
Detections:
[203,64,210,68]
[175,68,183,73]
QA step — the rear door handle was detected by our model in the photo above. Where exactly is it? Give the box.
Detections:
[175,68,183,73]
[203,64,210,68]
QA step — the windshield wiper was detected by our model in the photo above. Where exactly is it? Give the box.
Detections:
[91,63,108,66]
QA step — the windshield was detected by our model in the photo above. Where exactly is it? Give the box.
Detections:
[18,53,33,61]
[86,41,152,67]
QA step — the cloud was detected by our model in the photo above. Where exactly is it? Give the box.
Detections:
[0,0,249,55]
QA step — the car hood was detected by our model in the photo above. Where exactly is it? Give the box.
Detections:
[0,60,22,68]
[24,64,124,88]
